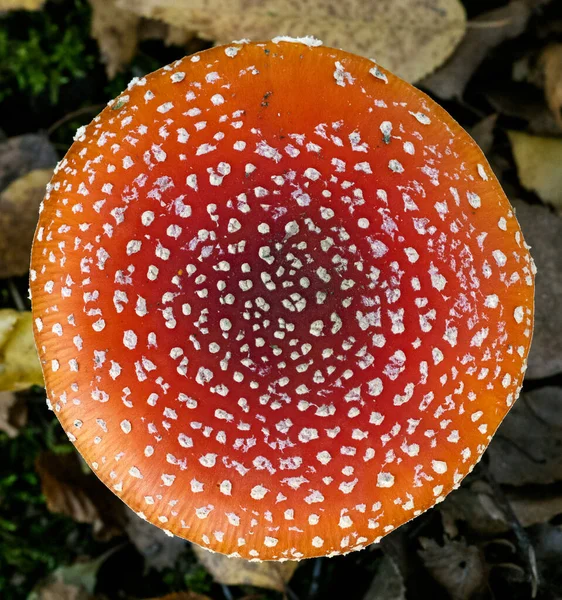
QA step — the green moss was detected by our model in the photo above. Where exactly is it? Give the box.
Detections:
[0,0,94,105]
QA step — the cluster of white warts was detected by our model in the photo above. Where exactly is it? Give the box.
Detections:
[31,39,534,559]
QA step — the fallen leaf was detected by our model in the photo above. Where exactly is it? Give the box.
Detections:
[510,199,562,379]
[192,545,297,591]
[0,310,43,391]
[509,488,562,528]
[116,0,466,83]
[0,168,52,278]
[418,537,487,600]
[439,481,511,538]
[0,390,27,437]
[487,84,561,137]
[28,579,95,600]
[487,387,562,486]
[469,113,498,156]
[540,44,562,129]
[0,134,57,193]
[363,554,406,600]
[422,0,534,99]
[0,0,44,9]
[508,130,562,207]
[89,0,141,79]
[124,509,188,571]
[35,450,126,540]
[29,548,119,600]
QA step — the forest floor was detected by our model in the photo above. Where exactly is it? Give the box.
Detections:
[1,1,562,599]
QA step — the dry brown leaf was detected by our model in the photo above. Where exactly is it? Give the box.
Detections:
[418,538,487,600]
[540,44,562,129]
[509,489,562,528]
[193,545,297,591]
[508,130,562,207]
[0,310,43,391]
[0,0,44,9]
[0,168,52,278]
[90,0,141,79]
[363,554,406,600]
[124,509,187,571]
[422,0,534,99]
[439,481,511,538]
[0,390,27,437]
[116,0,466,83]
[36,450,126,540]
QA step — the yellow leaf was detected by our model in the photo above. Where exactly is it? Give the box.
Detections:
[115,0,467,82]
[0,310,43,391]
[192,545,297,592]
[508,131,562,208]
[0,0,44,9]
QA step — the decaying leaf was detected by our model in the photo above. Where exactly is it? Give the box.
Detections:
[486,84,561,137]
[439,481,511,538]
[0,168,52,278]
[469,114,498,156]
[35,450,126,540]
[540,44,562,129]
[418,538,487,600]
[28,578,95,600]
[509,489,562,528]
[0,0,44,10]
[0,134,57,193]
[29,548,119,600]
[422,0,537,99]
[90,0,141,79]
[116,0,467,83]
[192,545,297,591]
[363,554,406,600]
[0,310,43,391]
[0,390,27,437]
[508,130,562,207]
[124,509,188,571]
[487,387,562,486]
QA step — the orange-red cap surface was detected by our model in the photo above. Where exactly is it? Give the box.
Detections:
[30,38,535,560]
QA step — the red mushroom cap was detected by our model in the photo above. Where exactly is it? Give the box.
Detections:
[30,38,535,560]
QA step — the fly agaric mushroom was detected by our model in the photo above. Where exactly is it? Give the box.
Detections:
[30,37,535,561]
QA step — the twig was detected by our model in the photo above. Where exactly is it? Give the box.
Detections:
[46,104,104,137]
[221,585,233,600]
[467,18,514,29]
[7,278,26,311]
[284,584,300,600]
[481,460,539,597]
[309,558,323,598]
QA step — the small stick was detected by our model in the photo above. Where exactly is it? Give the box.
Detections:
[481,461,539,597]
[309,558,323,598]
[7,278,26,312]
[221,585,234,600]
[46,104,104,137]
